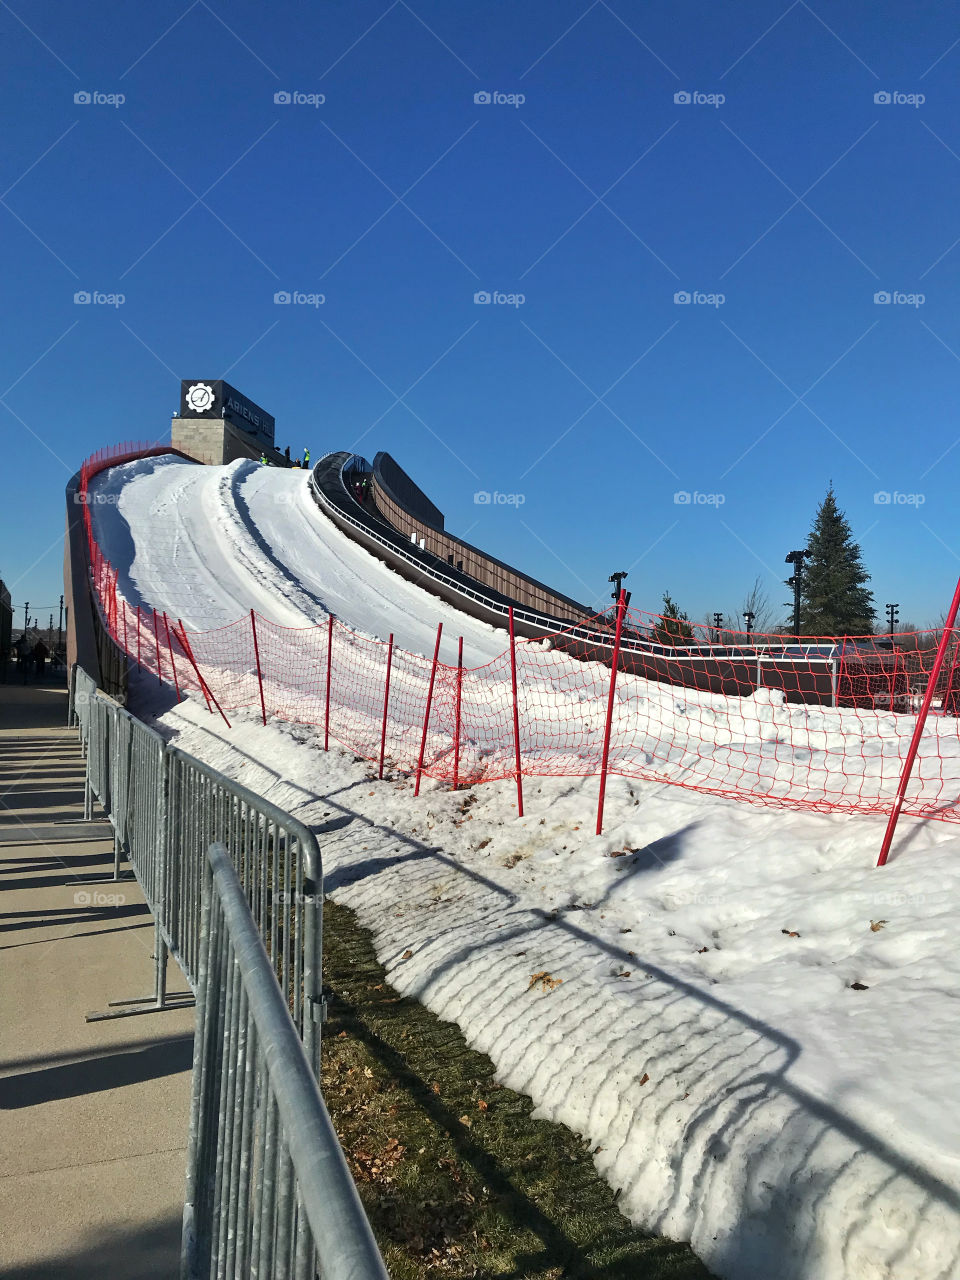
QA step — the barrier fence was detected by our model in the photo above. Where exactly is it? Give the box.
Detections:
[72,669,386,1277]
[183,844,388,1280]
[72,667,324,1069]
[78,445,960,842]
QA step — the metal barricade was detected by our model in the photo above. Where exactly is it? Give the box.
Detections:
[72,667,324,1074]
[164,747,325,1073]
[182,844,388,1280]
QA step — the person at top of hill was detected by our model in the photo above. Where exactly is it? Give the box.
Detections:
[303,448,310,467]
[284,445,291,463]
[260,452,268,465]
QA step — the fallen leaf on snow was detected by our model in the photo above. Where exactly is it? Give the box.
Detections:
[870,919,888,932]
[528,970,563,992]
[781,929,801,938]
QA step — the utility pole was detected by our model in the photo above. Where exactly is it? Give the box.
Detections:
[58,594,64,656]
[743,610,755,636]
[785,550,806,638]
[886,602,899,633]
[713,612,724,632]
[23,601,28,635]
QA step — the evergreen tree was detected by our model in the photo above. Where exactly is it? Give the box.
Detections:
[652,592,694,646]
[791,487,875,635]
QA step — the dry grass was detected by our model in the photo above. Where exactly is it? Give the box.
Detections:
[321,898,714,1280]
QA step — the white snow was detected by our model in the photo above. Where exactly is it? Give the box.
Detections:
[90,454,960,1280]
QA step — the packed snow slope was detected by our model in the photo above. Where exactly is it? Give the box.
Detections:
[92,452,960,1280]
[89,454,507,664]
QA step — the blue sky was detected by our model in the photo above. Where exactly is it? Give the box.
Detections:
[2,0,959,632]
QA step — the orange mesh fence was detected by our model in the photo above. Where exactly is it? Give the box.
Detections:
[79,448,960,829]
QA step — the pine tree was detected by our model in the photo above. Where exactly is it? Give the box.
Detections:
[792,487,875,635]
[652,592,694,646]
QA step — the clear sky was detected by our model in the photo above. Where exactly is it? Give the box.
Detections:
[1,0,958,633]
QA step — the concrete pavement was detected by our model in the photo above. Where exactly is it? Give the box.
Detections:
[0,682,195,1279]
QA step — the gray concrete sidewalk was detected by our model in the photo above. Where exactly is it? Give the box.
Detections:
[0,683,195,1279]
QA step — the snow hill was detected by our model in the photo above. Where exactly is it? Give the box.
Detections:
[89,454,960,1280]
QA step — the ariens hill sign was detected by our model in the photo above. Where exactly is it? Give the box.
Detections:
[179,380,275,445]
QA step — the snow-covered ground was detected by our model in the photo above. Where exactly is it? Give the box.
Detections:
[90,456,960,816]
[89,454,507,664]
[146,692,960,1280]
[92,454,960,1279]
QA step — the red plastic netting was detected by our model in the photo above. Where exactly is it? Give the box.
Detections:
[78,447,960,827]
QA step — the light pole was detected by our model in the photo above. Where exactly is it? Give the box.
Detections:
[58,594,64,658]
[886,602,899,633]
[608,571,630,611]
[23,601,28,635]
[743,610,755,637]
[785,551,806,638]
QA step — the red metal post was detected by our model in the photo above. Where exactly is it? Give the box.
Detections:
[122,600,128,656]
[878,571,960,865]
[175,620,229,726]
[250,609,267,726]
[414,623,443,797]
[163,612,182,704]
[452,636,463,791]
[324,613,334,751]
[136,605,142,671]
[378,633,394,780]
[508,607,524,817]
[596,590,628,836]
[152,608,163,684]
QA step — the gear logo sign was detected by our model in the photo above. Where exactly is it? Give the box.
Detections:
[185,382,215,414]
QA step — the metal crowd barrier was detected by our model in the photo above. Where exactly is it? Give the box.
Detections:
[70,667,324,1074]
[182,844,388,1280]
[164,746,325,1072]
